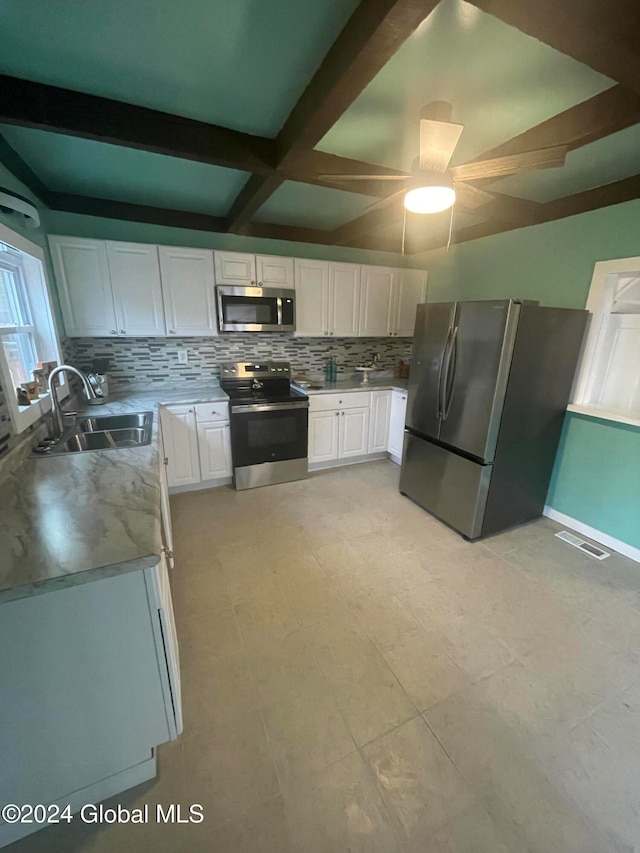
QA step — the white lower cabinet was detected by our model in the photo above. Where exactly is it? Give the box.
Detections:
[309,410,340,463]
[159,406,200,487]
[197,422,232,480]
[368,390,392,453]
[308,393,371,465]
[388,389,408,462]
[160,401,232,490]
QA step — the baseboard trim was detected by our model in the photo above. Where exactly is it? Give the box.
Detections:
[0,755,156,847]
[169,476,232,495]
[308,452,387,472]
[543,506,640,564]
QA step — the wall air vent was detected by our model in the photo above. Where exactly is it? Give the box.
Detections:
[555,530,610,560]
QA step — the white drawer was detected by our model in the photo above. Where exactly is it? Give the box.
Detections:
[194,401,229,423]
[309,391,371,412]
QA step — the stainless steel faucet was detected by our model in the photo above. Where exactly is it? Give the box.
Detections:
[48,364,105,439]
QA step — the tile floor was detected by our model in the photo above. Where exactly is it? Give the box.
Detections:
[10,460,640,852]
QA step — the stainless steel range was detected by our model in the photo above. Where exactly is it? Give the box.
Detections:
[220,362,309,490]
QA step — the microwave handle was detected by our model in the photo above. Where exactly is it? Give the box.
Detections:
[276,297,283,326]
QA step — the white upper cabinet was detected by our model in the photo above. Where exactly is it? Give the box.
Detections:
[295,260,360,337]
[359,266,396,337]
[159,246,217,336]
[214,251,256,285]
[214,251,294,288]
[256,255,294,288]
[295,259,329,336]
[106,242,165,337]
[393,269,428,336]
[49,236,117,337]
[330,263,360,337]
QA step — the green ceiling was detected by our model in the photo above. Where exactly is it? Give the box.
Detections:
[254,183,376,230]
[0,0,638,239]
[0,0,360,136]
[0,125,248,215]
[318,0,614,170]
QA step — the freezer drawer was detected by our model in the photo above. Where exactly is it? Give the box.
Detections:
[399,432,492,539]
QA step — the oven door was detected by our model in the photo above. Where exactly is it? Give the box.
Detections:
[217,286,295,332]
[230,402,308,467]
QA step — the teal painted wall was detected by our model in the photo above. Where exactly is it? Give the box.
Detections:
[547,414,640,550]
[419,199,640,552]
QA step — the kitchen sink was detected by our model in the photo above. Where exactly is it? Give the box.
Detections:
[64,428,151,452]
[32,412,153,456]
[77,412,153,432]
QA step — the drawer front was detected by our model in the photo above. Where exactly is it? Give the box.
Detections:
[194,401,229,423]
[309,391,371,412]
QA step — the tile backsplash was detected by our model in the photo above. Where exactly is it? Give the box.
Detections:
[68,335,414,386]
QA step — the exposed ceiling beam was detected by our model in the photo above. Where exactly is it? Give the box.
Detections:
[228,0,438,231]
[467,0,640,96]
[0,75,277,175]
[47,193,228,232]
[226,175,285,232]
[276,0,439,160]
[466,85,640,166]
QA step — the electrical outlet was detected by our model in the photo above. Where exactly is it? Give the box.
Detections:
[177,350,189,365]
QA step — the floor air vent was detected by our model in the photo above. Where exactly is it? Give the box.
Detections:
[555,530,610,560]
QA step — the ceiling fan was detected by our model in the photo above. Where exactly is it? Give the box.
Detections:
[317,101,567,224]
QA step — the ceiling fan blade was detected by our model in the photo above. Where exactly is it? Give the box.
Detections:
[450,145,567,182]
[360,188,407,214]
[317,174,411,181]
[454,181,496,210]
[419,101,463,172]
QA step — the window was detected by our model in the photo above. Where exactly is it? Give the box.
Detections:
[571,257,640,427]
[0,223,65,434]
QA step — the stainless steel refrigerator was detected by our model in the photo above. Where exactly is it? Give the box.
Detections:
[399,299,587,539]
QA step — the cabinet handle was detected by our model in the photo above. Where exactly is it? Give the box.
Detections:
[335,412,339,416]
[324,331,328,336]
[341,411,345,416]
[163,456,169,466]
[251,280,256,285]
[110,329,117,335]
[188,408,193,413]
[330,331,334,335]
[120,329,126,335]
[259,281,263,286]
[169,329,176,334]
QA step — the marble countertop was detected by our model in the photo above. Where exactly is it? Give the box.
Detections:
[0,383,228,605]
[292,376,409,395]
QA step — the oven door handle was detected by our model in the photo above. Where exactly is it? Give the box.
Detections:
[231,401,309,414]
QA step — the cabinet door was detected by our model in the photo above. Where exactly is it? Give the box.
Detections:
[394,269,428,337]
[256,255,294,288]
[339,406,370,458]
[330,263,360,337]
[159,247,217,336]
[368,390,392,453]
[388,390,408,461]
[359,266,396,337]
[214,251,256,285]
[197,422,232,480]
[49,236,117,337]
[106,242,166,336]
[294,258,329,337]
[159,406,201,487]
[308,410,340,463]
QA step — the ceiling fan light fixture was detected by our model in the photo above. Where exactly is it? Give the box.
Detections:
[404,184,456,214]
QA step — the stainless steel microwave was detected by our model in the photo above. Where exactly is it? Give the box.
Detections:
[216,286,296,332]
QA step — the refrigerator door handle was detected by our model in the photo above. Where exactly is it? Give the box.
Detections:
[442,325,459,421]
[436,325,453,419]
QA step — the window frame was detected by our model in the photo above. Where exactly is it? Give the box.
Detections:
[0,222,67,434]
[570,256,640,428]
